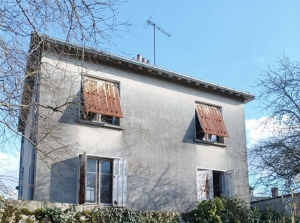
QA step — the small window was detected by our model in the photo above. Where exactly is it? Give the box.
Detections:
[79,152,127,206]
[195,104,229,143]
[81,77,123,126]
[197,169,234,202]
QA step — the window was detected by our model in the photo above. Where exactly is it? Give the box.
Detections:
[79,152,127,206]
[86,159,113,204]
[19,167,24,197]
[81,76,123,126]
[197,169,234,202]
[28,165,34,200]
[195,104,229,143]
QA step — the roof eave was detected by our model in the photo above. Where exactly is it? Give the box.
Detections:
[39,34,255,104]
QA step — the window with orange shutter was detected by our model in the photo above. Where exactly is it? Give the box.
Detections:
[81,76,123,126]
[195,104,229,144]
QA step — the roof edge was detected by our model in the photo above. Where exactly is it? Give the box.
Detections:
[38,33,255,104]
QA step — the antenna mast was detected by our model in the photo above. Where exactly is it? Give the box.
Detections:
[146,16,171,66]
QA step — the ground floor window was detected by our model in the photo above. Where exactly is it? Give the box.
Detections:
[197,169,234,202]
[79,152,127,207]
[86,159,113,204]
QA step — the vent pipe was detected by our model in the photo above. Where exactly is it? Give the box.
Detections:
[137,54,142,61]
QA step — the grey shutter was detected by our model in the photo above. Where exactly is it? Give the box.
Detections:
[197,169,213,201]
[112,159,127,207]
[78,152,87,204]
[222,170,235,197]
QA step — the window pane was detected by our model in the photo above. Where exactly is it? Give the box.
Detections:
[100,160,112,174]
[210,135,217,142]
[100,174,112,203]
[87,159,97,172]
[86,173,96,202]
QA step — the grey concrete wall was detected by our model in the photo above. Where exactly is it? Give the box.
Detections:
[19,75,38,200]
[32,51,250,212]
[251,195,300,215]
[19,113,33,200]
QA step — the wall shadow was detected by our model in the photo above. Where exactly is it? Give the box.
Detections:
[128,164,197,212]
[182,116,195,144]
[58,90,81,124]
[49,157,79,203]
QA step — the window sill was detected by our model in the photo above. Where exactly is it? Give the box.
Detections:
[194,139,227,148]
[77,119,124,130]
[83,203,111,207]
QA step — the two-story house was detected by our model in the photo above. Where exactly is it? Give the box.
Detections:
[18,33,254,212]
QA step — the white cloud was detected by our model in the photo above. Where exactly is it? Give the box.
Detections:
[245,116,279,148]
[0,152,19,198]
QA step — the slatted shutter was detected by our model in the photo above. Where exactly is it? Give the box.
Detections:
[112,159,127,207]
[82,77,123,118]
[79,152,87,204]
[196,104,229,138]
[197,169,213,202]
[222,170,235,196]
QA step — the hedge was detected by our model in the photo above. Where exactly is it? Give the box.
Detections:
[0,196,299,222]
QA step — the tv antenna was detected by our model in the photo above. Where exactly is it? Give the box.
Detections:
[145,16,171,66]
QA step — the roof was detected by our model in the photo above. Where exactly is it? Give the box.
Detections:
[39,34,255,104]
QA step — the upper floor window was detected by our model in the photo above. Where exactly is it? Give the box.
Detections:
[81,76,123,126]
[195,103,229,144]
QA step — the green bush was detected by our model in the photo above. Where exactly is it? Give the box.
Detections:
[181,196,300,223]
[0,203,179,222]
[0,196,299,222]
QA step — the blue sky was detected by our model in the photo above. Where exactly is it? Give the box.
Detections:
[103,0,300,120]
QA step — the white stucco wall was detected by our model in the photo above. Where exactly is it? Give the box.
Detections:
[33,51,250,212]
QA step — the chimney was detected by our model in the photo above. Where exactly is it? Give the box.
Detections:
[271,187,278,197]
[142,58,146,63]
[137,54,142,62]
[147,59,150,64]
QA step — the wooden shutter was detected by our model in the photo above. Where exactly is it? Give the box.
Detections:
[112,159,127,207]
[82,78,98,114]
[197,169,213,202]
[222,170,235,197]
[196,104,229,138]
[78,152,87,204]
[82,77,123,118]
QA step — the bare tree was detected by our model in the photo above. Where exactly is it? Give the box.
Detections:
[249,55,300,197]
[0,0,131,195]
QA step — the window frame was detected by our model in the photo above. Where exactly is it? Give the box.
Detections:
[78,153,127,207]
[79,74,123,129]
[194,101,228,146]
[196,168,234,202]
[85,158,113,205]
